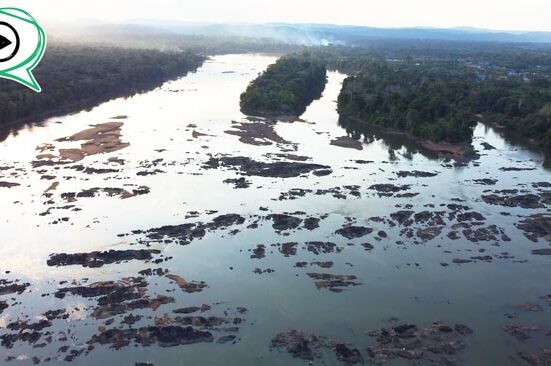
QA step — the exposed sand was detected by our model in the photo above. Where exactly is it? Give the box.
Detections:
[41,122,130,163]
[330,136,364,150]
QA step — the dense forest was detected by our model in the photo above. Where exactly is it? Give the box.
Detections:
[472,79,551,151]
[0,44,205,132]
[329,45,551,149]
[240,54,327,117]
[337,60,478,143]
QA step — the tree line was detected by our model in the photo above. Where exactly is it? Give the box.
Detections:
[0,43,205,132]
[328,46,551,150]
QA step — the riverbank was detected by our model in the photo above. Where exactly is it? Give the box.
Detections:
[341,115,477,160]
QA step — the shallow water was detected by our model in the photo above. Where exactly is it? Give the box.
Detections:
[0,54,549,366]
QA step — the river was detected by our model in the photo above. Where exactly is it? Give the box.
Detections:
[0,54,549,366]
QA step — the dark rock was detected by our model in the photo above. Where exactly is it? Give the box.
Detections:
[271,329,325,360]
[499,167,536,172]
[203,156,330,178]
[396,171,438,178]
[173,305,211,314]
[369,184,411,193]
[267,214,302,231]
[47,249,161,268]
[503,324,538,341]
[390,211,414,225]
[0,280,29,296]
[305,241,341,255]
[306,273,360,292]
[303,217,321,230]
[513,303,544,312]
[482,193,544,209]
[517,214,551,242]
[472,178,498,185]
[223,177,251,189]
[366,321,472,365]
[313,169,333,176]
[217,335,237,344]
[481,142,496,150]
[334,343,363,364]
[139,214,245,245]
[310,261,333,268]
[0,181,20,188]
[278,242,298,256]
[362,243,374,251]
[88,325,213,349]
[250,244,266,259]
[335,226,373,239]
[330,136,363,150]
[456,211,486,222]
[517,347,551,366]
[454,324,473,335]
[122,314,142,325]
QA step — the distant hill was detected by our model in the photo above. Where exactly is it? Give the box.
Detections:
[48,21,551,47]
[146,22,551,45]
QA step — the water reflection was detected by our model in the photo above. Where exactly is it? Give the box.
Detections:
[337,115,439,160]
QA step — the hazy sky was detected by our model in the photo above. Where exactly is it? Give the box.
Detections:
[19,0,551,32]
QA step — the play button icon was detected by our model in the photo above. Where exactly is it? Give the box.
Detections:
[0,21,19,62]
[0,34,11,50]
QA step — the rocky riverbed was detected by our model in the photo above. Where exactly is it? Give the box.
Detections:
[0,54,549,365]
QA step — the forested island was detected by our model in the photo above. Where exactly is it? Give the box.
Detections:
[0,44,205,133]
[240,54,327,117]
[337,60,477,144]
[320,45,551,156]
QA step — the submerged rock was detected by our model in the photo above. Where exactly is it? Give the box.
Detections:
[516,214,551,242]
[334,343,363,364]
[88,325,213,349]
[513,303,544,312]
[518,347,551,366]
[271,329,325,360]
[504,324,539,341]
[307,273,360,292]
[366,321,473,365]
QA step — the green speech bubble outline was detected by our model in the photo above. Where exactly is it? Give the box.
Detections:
[0,7,46,92]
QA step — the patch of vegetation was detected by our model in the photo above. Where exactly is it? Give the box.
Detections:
[330,45,551,149]
[337,60,477,143]
[240,54,327,117]
[0,44,205,133]
[471,79,551,151]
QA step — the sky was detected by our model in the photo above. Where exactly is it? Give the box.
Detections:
[16,0,551,32]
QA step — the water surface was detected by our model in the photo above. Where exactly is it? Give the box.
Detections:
[0,54,549,366]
